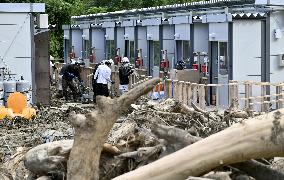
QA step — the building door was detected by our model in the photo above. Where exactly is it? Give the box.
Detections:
[106,40,115,59]
[124,40,135,64]
[210,41,229,107]
[218,42,229,107]
[176,40,190,68]
[148,40,160,77]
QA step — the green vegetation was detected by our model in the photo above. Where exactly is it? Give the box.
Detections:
[3,0,198,58]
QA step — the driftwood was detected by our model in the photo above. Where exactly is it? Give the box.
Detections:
[114,109,284,180]
[24,140,121,175]
[67,78,160,180]
[152,123,284,180]
[151,124,201,156]
[232,160,284,180]
[118,144,164,165]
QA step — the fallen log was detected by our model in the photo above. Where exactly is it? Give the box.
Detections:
[67,78,160,180]
[24,140,121,175]
[113,110,284,180]
[232,160,284,180]
[151,123,284,180]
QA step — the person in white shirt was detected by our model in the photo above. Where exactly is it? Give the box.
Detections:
[93,60,112,100]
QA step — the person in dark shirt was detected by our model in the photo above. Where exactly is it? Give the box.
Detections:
[60,62,83,100]
[119,57,133,94]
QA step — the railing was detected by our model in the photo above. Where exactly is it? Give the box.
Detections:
[130,77,284,113]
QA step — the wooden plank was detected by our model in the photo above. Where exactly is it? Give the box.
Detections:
[276,85,283,109]
[191,83,198,104]
[178,81,184,102]
[261,84,267,112]
[165,79,171,99]
[173,80,179,100]
[198,84,206,109]
[182,81,188,104]
[186,82,191,106]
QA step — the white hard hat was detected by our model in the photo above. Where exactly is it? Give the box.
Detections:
[122,57,130,63]
[70,59,76,64]
[100,60,106,64]
[108,59,114,65]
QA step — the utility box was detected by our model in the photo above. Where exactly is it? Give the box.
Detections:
[38,14,48,29]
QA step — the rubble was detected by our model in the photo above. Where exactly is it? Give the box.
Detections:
[0,94,283,179]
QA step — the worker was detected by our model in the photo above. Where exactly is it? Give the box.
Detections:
[92,60,106,102]
[93,60,113,100]
[60,62,83,100]
[50,60,57,85]
[119,57,134,94]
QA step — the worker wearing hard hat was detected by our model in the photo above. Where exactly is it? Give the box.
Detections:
[92,60,108,102]
[119,57,134,94]
[93,60,113,101]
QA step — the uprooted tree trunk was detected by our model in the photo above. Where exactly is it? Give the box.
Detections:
[113,109,284,180]
[151,123,284,180]
[24,140,120,175]
[67,78,160,180]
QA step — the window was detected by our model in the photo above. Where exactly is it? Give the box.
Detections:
[153,41,160,67]
[219,42,228,75]
[130,41,135,64]
[106,40,115,59]
[124,40,135,64]
[183,41,190,61]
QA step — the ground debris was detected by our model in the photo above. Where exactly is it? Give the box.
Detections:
[0,97,257,180]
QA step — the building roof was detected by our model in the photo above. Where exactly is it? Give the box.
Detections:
[72,0,259,21]
[0,3,45,13]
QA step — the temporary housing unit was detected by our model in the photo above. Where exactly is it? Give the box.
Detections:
[66,0,284,107]
[0,3,50,105]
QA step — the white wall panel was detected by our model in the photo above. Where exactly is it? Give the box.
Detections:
[138,27,148,69]
[209,22,228,41]
[116,27,125,55]
[124,27,134,41]
[0,13,32,81]
[194,23,208,52]
[233,20,262,110]
[270,11,284,83]
[105,27,114,40]
[92,28,105,62]
[71,29,82,58]
[175,24,190,40]
[146,26,159,41]
[0,13,33,102]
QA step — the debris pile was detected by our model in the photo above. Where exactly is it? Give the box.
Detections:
[1,96,284,180]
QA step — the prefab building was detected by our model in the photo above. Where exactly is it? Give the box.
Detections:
[66,0,284,106]
[0,3,50,105]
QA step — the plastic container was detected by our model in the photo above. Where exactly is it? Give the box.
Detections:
[4,80,16,104]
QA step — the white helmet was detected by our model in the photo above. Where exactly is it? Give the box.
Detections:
[108,59,114,65]
[100,60,106,64]
[122,57,130,63]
